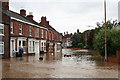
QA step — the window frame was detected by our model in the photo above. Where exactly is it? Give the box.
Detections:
[29,26,32,36]
[0,42,4,54]
[10,22,14,34]
[0,23,4,36]
[46,31,47,39]
[35,28,39,37]
[19,24,22,35]
[28,40,35,53]
[41,29,44,38]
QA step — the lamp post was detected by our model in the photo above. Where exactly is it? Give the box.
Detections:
[85,33,87,48]
[104,0,107,61]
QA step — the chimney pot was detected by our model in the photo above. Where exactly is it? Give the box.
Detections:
[47,21,49,25]
[77,29,79,33]
[27,12,33,20]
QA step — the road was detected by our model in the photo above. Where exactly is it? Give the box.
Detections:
[0,49,119,78]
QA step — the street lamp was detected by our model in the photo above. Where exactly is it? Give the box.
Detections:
[104,0,107,61]
[85,33,87,48]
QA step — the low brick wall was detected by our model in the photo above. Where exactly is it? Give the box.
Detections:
[107,50,120,63]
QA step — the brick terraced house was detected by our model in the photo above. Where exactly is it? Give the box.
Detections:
[0,1,10,58]
[0,1,62,58]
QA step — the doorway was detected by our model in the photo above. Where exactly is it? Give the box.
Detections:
[10,39,15,57]
[35,41,39,54]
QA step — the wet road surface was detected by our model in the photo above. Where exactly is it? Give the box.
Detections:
[0,49,119,78]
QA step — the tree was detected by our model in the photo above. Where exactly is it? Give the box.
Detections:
[71,33,85,48]
[93,28,120,56]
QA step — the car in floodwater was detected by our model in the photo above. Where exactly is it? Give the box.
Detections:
[64,53,72,57]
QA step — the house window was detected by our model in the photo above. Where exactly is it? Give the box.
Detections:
[28,40,35,53]
[41,41,46,52]
[49,33,51,40]
[42,42,44,51]
[60,35,62,41]
[0,42,4,54]
[29,26,32,36]
[41,29,44,38]
[0,23,4,35]
[35,28,39,37]
[52,34,54,40]
[46,31,47,39]
[57,44,61,50]
[44,42,46,51]
[18,40,26,52]
[19,24,22,35]
[10,22,14,33]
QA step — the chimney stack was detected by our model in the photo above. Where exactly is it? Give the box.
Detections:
[64,32,66,36]
[47,21,49,25]
[77,29,79,33]
[0,0,9,10]
[20,9,26,16]
[41,16,47,22]
[66,31,68,35]
[27,12,33,20]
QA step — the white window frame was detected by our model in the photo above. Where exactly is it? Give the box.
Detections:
[0,23,4,36]
[41,29,44,38]
[46,31,47,39]
[52,33,54,40]
[49,32,50,40]
[29,26,32,36]
[0,42,4,54]
[35,28,39,37]
[28,39,35,53]
[19,24,22,35]
[10,22,14,34]
[18,39,26,53]
[41,40,46,52]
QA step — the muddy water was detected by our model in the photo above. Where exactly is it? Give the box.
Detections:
[0,49,119,78]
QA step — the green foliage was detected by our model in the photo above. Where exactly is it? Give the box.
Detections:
[93,29,120,56]
[71,33,85,48]
[77,43,84,48]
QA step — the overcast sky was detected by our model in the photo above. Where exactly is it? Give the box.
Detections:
[9,0,119,34]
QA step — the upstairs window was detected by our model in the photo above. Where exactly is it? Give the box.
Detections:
[0,23,4,35]
[46,31,47,39]
[0,42,4,54]
[41,29,44,38]
[52,34,54,40]
[19,24,22,35]
[10,22,14,34]
[29,26,32,36]
[35,28,39,37]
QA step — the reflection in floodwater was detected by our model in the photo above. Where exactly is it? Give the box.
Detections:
[1,49,119,78]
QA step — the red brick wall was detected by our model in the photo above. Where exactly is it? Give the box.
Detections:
[108,50,120,63]
[1,11,10,58]
[2,24,10,58]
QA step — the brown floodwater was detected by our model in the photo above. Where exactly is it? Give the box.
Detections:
[0,49,119,78]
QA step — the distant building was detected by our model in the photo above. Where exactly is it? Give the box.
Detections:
[62,32,72,48]
[62,29,81,48]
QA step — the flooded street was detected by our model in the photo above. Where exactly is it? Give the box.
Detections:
[0,49,119,78]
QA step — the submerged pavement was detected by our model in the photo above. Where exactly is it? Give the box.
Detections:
[0,49,119,78]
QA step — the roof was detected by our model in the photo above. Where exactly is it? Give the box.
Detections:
[0,6,61,34]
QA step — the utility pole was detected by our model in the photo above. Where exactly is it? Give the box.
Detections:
[104,0,107,61]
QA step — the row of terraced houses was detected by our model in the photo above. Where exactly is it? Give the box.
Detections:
[0,1,62,59]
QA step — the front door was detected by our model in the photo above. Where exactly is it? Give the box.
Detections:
[35,42,39,54]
